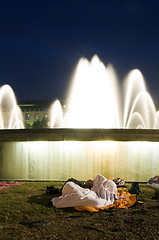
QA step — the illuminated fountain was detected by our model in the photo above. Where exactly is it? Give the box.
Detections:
[0,56,159,182]
[0,84,24,129]
[50,55,159,129]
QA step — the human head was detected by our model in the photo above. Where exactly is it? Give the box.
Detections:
[85,179,94,189]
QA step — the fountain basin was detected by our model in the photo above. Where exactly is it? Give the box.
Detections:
[0,129,159,182]
[1,128,159,141]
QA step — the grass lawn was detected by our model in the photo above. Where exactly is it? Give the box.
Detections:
[0,182,159,240]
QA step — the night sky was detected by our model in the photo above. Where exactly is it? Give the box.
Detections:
[1,0,159,104]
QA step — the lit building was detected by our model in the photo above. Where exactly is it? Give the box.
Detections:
[18,101,51,128]
[18,100,66,128]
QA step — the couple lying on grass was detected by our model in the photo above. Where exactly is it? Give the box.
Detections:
[51,174,129,210]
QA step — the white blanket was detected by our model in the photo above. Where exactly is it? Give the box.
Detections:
[52,174,117,208]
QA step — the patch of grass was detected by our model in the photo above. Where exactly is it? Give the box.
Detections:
[0,182,63,222]
[0,182,158,240]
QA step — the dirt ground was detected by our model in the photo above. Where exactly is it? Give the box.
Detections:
[0,183,159,240]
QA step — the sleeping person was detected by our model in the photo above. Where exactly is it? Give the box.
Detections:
[52,174,117,208]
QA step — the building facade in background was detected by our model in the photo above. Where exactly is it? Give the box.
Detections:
[18,101,51,128]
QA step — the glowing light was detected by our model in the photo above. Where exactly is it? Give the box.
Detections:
[66,55,121,128]
[50,55,158,129]
[3,140,159,181]
[49,99,63,128]
[123,69,146,127]
[125,91,156,128]
[0,84,24,129]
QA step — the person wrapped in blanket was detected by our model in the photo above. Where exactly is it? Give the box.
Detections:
[52,174,118,208]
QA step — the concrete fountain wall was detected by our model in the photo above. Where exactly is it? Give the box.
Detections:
[0,129,159,181]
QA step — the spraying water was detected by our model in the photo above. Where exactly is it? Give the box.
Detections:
[50,55,159,129]
[0,84,24,129]
[1,56,158,129]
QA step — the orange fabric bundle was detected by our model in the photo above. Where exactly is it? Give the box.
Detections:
[74,188,137,213]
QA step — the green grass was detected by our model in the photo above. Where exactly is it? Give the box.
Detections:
[0,182,62,222]
[0,182,158,240]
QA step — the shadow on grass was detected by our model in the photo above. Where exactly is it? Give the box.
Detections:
[20,220,52,228]
[28,195,86,219]
[27,193,80,215]
[27,193,60,207]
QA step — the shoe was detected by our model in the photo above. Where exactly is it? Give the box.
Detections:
[129,182,143,195]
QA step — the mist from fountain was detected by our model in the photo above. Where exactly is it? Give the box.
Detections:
[50,55,159,129]
[0,84,24,129]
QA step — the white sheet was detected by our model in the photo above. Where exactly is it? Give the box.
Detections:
[52,174,117,208]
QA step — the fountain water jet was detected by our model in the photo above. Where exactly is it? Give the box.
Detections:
[0,84,24,129]
[49,99,63,128]
[50,55,159,129]
[65,55,121,128]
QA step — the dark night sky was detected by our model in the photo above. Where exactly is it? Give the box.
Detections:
[0,0,159,103]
